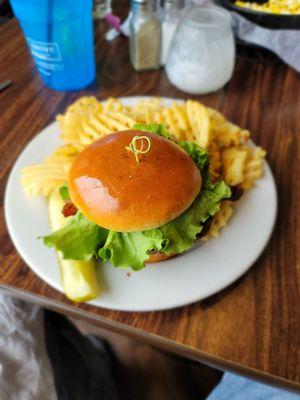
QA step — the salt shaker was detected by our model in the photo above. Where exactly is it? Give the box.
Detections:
[160,0,181,66]
[129,0,161,71]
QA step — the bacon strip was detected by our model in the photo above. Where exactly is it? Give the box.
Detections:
[62,201,78,217]
[229,185,244,202]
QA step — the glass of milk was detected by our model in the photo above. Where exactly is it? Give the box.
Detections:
[165,5,235,95]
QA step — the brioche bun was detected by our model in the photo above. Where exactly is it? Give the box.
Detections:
[69,130,201,232]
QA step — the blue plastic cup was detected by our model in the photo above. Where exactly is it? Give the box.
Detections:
[10,0,96,91]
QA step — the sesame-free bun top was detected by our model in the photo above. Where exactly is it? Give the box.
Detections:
[68,130,202,232]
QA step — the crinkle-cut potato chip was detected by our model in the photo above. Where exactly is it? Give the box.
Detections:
[242,147,266,190]
[44,144,78,168]
[21,162,70,197]
[202,201,233,241]
[221,146,248,186]
[21,145,76,196]
[48,144,79,159]
[209,108,249,148]
[22,96,266,243]
[186,100,211,149]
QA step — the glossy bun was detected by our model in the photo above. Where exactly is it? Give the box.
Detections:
[69,130,201,232]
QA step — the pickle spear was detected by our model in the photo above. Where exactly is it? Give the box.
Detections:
[48,189,100,302]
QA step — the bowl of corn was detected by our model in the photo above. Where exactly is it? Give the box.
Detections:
[218,0,300,29]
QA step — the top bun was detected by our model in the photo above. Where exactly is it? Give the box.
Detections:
[68,130,201,232]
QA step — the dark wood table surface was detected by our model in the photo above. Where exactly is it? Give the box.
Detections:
[1,15,300,392]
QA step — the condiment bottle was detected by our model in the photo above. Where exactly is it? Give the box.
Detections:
[129,0,161,71]
[160,0,181,66]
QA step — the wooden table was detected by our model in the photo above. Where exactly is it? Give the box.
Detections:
[1,17,300,393]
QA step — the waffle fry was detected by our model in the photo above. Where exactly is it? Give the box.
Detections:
[102,97,124,113]
[79,111,138,147]
[135,97,163,111]
[209,108,249,148]
[186,100,211,148]
[111,112,137,127]
[129,98,164,122]
[168,102,191,141]
[57,97,102,144]
[242,147,266,190]
[153,110,164,125]
[162,108,181,139]
[221,146,248,186]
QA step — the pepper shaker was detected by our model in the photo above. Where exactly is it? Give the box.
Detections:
[129,0,161,71]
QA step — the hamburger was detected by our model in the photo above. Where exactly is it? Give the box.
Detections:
[43,124,232,271]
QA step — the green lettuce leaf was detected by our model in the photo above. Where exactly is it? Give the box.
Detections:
[99,230,168,271]
[133,123,172,140]
[160,180,231,255]
[59,185,70,201]
[177,141,209,182]
[42,212,108,261]
[98,181,231,270]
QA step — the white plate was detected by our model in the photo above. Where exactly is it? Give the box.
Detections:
[4,97,277,312]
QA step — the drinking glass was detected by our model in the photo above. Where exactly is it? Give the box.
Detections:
[10,0,95,91]
[166,5,235,94]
